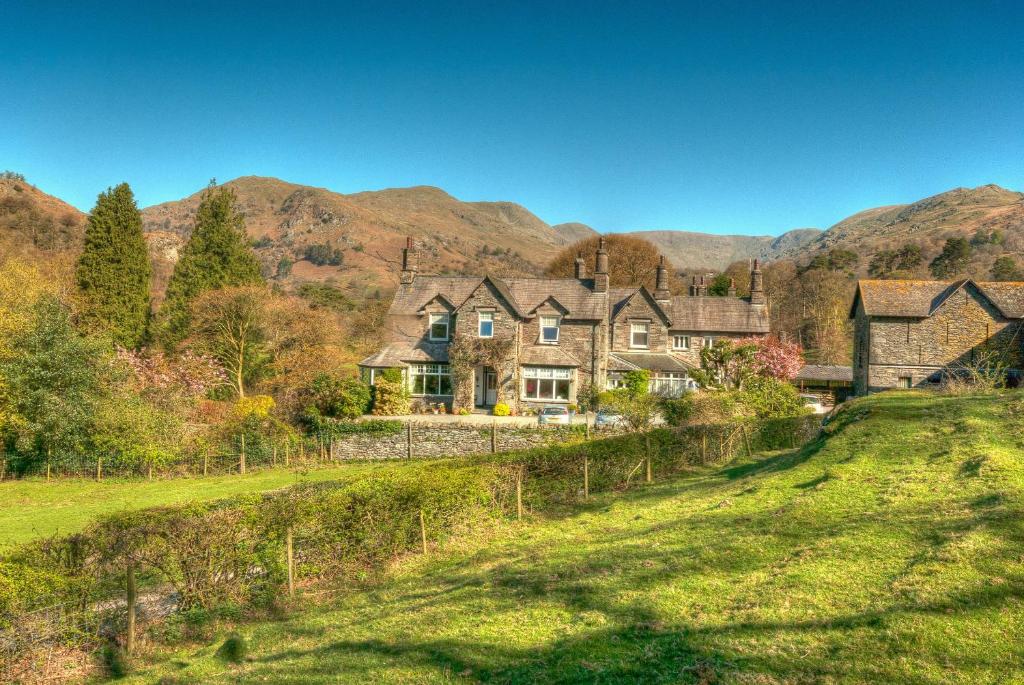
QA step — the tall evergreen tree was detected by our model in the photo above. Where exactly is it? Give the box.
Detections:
[158,184,263,347]
[76,183,151,348]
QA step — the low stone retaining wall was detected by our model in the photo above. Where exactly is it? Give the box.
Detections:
[330,423,592,460]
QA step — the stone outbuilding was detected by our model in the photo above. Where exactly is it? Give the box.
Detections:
[361,238,770,412]
[849,278,1024,395]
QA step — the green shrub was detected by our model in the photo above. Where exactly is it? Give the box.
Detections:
[305,373,371,420]
[310,418,404,437]
[492,402,510,416]
[216,632,248,662]
[738,376,808,419]
[371,369,410,416]
[102,644,129,677]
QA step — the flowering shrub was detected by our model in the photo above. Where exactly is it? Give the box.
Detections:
[492,402,511,417]
[739,336,804,381]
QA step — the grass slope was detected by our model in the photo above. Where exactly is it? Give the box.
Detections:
[0,464,384,550]
[126,391,1024,684]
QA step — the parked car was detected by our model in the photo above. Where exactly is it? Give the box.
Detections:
[537,405,570,425]
[594,408,624,428]
[799,394,827,414]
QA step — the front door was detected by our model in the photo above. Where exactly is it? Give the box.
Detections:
[485,370,498,406]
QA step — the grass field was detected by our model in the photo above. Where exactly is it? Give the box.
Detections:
[122,390,1024,684]
[0,463,387,550]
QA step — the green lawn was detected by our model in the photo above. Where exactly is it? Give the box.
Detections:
[124,390,1024,684]
[0,463,387,550]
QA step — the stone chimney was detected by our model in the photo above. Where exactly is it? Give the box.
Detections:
[749,259,766,305]
[698,275,708,296]
[654,255,671,302]
[400,237,417,285]
[727,278,736,297]
[594,237,609,293]
[574,252,586,279]
[689,275,699,296]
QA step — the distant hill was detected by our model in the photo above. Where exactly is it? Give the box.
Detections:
[0,175,86,257]
[785,184,1024,278]
[629,228,822,271]
[552,222,599,244]
[141,177,575,298]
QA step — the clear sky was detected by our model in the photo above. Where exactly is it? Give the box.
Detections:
[2,1,1023,236]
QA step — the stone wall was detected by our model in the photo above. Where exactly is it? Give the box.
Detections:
[610,294,668,352]
[330,423,591,460]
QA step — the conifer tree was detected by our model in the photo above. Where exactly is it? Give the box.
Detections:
[76,183,151,348]
[158,184,263,347]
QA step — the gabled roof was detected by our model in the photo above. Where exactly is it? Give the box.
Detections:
[359,341,449,367]
[851,279,1024,319]
[457,275,529,318]
[608,287,672,325]
[416,293,458,313]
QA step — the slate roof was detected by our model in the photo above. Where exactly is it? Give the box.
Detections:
[388,275,608,320]
[609,352,693,372]
[795,365,853,383]
[359,341,449,367]
[520,345,581,367]
[851,279,1024,319]
[666,295,770,333]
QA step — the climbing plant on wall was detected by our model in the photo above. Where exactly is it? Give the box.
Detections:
[447,337,517,409]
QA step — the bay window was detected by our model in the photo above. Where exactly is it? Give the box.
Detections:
[630,322,649,348]
[540,316,560,343]
[429,313,450,340]
[409,363,452,396]
[522,366,572,401]
[478,311,494,338]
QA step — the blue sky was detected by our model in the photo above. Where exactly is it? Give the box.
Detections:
[2,1,1022,235]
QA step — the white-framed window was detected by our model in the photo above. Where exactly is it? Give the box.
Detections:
[429,313,450,341]
[672,335,690,350]
[409,363,452,396]
[540,316,560,343]
[703,336,714,348]
[522,366,572,401]
[650,372,689,397]
[606,372,624,390]
[478,311,494,338]
[630,322,650,348]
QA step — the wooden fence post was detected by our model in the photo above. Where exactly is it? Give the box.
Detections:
[516,467,524,520]
[645,434,652,483]
[96,456,102,482]
[0,457,6,482]
[125,559,137,655]
[148,461,153,481]
[285,441,290,467]
[491,422,497,453]
[203,448,209,477]
[585,413,591,440]
[419,509,428,553]
[701,433,707,464]
[742,425,753,458]
[240,433,247,475]
[273,444,278,467]
[46,447,51,481]
[406,422,413,460]
[330,438,335,462]
[286,527,295,598]
[583,455,589,500]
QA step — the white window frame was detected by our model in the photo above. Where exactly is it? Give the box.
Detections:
[672,334,690,351]
[522,366,572,401]
[429,313,450,341]
[478,311,494,338]
[630,322,650,349]
[650,372,688,397]
[540,316,560,344]
[409,363,453,396]
[703,336,714,348]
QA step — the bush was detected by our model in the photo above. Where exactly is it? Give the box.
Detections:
[492,402,510,417]
[102,644,130,677]
[738,376,808,419]
[371,369,411,415]
[305,373,371,420]
[308,418,404,437]
[662,392,744,426]
[216,632,248,662]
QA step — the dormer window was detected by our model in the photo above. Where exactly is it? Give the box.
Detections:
[478,311,494,338]
[630,322,650,348]
[429,313,450,341]
[540,316,560,344]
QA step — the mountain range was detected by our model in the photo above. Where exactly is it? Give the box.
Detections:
[2,174,1022,302]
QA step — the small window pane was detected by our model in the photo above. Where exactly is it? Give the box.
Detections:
[555,379,570,400]
[479,312,493,337]
[631,323,649,348]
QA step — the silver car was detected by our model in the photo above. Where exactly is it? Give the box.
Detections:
[537,405,570,425]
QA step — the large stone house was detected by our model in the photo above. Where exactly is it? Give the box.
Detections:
[849,279,1024,395]
[360,238,769,411]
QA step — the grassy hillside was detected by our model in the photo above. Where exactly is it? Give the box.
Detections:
[0,463,385,551]
[126,391,1024,684]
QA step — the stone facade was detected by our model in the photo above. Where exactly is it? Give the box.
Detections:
[851,279,1024,395]
[361,239,770,412]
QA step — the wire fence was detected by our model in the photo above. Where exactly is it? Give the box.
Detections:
[0,414,822,682]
